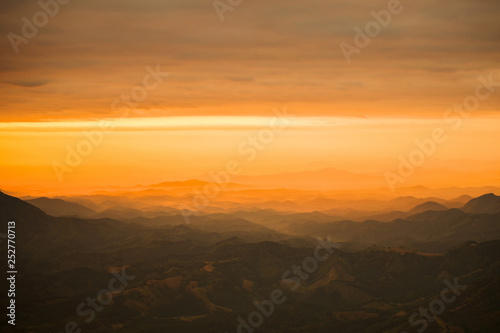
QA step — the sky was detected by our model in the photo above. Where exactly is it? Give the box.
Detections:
[0,0,499,193]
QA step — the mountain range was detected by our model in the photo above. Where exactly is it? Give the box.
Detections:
[1,190,499,332]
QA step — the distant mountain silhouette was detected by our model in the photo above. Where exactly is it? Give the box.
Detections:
[26,197,97,218]
[288,207,500,252]
[407,201,448,215]
[354,200,450,222]
[462,193,500,214]
[452,194,474,203]
[0,190,47,222]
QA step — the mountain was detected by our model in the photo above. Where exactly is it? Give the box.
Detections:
[287,208,500,253]
[2,190,500,332]
[359,210,407,222]
[355,200,448,222]
[92,206,178,220]
[126,214,288,242]
[0,191,292,263]
[0,190,48,222]
[461,193,500,214]
[26,197,97,218]
[445,194,474,208]
[451,194,474,204]
[406,200,448,215]
[0,191,51,246]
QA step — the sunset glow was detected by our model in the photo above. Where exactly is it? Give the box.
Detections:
[0,0,499,196]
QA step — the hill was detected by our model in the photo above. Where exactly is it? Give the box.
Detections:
[26,197,97,218]
[461,193,500,214]
[406,200,448,215]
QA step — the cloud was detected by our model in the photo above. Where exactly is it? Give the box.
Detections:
[6,80,49,88]
[0,0,498,120]
[226,76,255,82]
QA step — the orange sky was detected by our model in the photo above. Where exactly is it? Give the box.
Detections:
[0,0,499,194]
[1,115,499,192]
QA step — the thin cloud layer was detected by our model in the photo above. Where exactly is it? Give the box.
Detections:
[0,0,499,121]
